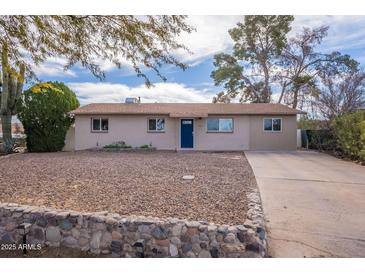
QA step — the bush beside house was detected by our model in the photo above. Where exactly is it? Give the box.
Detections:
[332,111,365,161]
[103,141,156,151]
[299,111,365,163]
[18,82,79,152]
[305,129,337,151]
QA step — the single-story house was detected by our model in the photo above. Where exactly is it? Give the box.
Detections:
[69,102,305,151]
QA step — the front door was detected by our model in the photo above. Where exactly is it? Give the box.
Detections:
[181,119,194,148]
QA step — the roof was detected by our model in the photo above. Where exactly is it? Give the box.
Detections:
[71,103,306,117]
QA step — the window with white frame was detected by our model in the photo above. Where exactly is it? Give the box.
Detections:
[148,118,165,132]
[263,118,282,132]
[207,118,233,132]
[91,118,109,132]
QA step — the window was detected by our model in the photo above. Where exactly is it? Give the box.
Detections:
[101,119,109,131]
[263,118,282,132]
[207,118,233,132]
[148,118,165,132]
[91,118,108,132]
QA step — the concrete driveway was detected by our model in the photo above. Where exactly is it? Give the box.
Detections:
[245,150,365,258]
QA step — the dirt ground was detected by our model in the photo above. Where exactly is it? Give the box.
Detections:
[0,151,256,225]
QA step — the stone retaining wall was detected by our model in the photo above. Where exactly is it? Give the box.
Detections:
[0,201,266,258]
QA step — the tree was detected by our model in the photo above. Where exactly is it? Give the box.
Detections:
[278,26,359,109]
[17,82,79,152]
[0,15,193,152]
[315,70,365,119]
[211,18,358,109]
[211,15,294,103]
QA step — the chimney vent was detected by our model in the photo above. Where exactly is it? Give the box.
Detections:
[125,97,140,104]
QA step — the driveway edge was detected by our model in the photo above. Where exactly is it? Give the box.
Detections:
[245,186,268,257]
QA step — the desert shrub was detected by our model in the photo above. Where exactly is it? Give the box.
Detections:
[306,129,337,151]
[297,117,331,130]
[332,111,365,161]
[18,82,79,152]
[140,144,150,149]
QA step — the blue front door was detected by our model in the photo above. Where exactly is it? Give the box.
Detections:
[181,119,194,148]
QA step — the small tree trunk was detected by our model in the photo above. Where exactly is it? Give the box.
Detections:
[1,113,13,153]
[278,82,287,104]
[263,64,271,103]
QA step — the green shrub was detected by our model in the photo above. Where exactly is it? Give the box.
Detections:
[18,82,79,152]
[104,141,132,149]
[332,111,365,161]
[298,117,327,130]
[306,129,337,151]
[140,144,150,149]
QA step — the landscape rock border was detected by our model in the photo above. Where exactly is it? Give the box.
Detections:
[0,197,266,257]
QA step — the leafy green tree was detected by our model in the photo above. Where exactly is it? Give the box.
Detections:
[18,82,79,152]
[0,15,193,153]
[211,15,294,103]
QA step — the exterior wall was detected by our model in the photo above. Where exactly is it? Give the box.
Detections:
[74,114,297,151]
[75,115,177,150]
[249,115,297,150]
[194,116,250,151]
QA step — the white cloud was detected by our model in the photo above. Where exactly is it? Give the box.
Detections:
[93,56,137,73]
[176,15,242,64]
[67,82,215,105]
[32,57,77,78]
[292,16,365,54]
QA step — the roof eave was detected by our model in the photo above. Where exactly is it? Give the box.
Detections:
[71,111,305,116]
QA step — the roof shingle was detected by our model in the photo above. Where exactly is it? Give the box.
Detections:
[71,103,306,116]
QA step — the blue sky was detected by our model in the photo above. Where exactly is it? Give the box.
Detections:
[32,15,365,105]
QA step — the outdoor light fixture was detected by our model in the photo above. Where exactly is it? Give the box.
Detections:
[17,222,32,254]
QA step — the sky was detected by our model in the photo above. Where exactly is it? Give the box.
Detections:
[31,15,365,106]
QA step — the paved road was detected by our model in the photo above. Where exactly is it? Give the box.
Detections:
[245,150,365,258]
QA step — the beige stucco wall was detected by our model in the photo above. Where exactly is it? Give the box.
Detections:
[194,116,250,151]
[74,114,297,151]
[249,115,297,150]
[75,115,177,150]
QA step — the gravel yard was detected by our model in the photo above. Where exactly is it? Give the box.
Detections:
[0,151,256,225]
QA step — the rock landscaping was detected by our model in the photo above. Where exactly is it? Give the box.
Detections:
[0,151,267,257]
[0,202,266,258]
[0,151,256,225]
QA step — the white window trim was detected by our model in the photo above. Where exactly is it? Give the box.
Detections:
[147,118,166,133]
[91,117,109,133]
[206,118,234,133]
[263,117,282,132]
